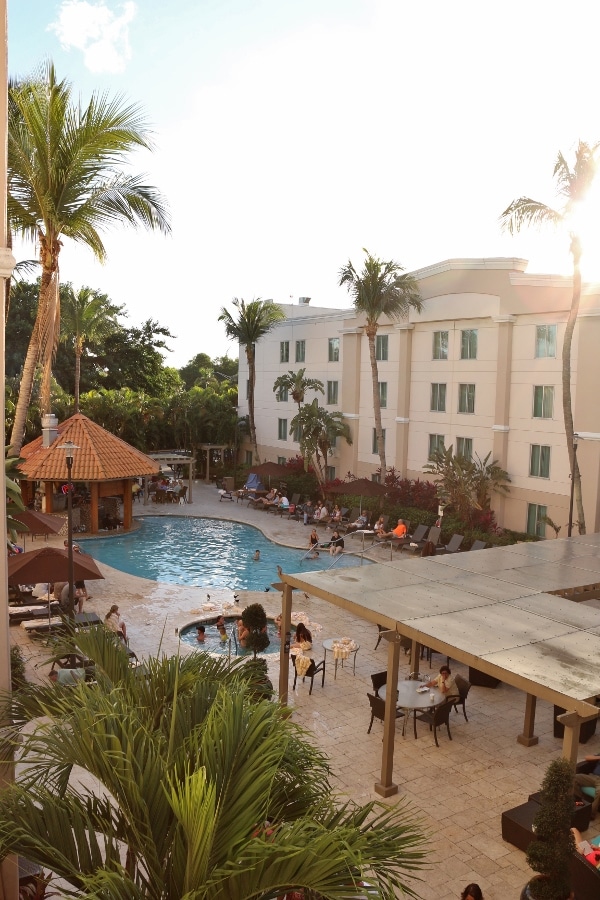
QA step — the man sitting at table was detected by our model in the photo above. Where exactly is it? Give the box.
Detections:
[427,665,459,699]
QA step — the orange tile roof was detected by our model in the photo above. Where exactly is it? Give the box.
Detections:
[18,414,161,482]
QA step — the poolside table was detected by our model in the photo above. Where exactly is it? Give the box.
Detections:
[322,637,360,679]
[379,681,444,737]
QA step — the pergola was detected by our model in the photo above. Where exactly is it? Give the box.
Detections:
[146,451,195,503]
[276,533,600,797]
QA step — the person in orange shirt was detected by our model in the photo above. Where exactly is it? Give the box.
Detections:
[379,519,407,540]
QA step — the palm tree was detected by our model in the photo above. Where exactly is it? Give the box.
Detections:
[7,62,171,455]
[219,298,285,464]
[273,367,324,414]
[339,250,423,474]
[290,398,353,491]
[500,142,599,535]
[60,285,123,412]
[0,628,427,898]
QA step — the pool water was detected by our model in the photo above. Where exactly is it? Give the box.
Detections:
[179,616,281,655]
[81,517,369,591]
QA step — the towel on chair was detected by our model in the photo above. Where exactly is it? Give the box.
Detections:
[295,656,312,677]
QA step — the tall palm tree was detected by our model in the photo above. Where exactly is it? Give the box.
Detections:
[60,285,123,412]
[219,298,285,464]
[339,249,423,473]
[290,398,353,492]
[500,142,598,535]
[7,62,171,455]
[0,628,427,898]
[273,367,324,414]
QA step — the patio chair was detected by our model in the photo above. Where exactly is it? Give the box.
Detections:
[367,692,404,734]
[371,670,387,696]
[402,525,441,555]
[413,698,453,747]
[286,494,301,518]
[339,508,360,533]
[438,534,464,554]
[470,539,488,551]
[292,655,326,695]
[394,522,427,552]
[451,673,471,721]
[374,624,385,650]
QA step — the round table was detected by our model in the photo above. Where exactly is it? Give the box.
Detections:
[322,638,360,679]
[379,681,445,736]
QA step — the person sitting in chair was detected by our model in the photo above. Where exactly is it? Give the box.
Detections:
[105,604,127,642]
[378,519,407,541]
[329,530,344,555]
[345,512,369,534]
[427,664,458,698]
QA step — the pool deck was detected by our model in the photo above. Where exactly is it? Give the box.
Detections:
[10,482,600,899]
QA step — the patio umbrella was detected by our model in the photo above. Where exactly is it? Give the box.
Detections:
[12,510,64,544]
[327,478,387,513]
[249,461,290,487]
[7,546,105,586]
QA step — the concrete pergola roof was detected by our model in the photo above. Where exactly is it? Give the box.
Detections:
[277,532,600,796]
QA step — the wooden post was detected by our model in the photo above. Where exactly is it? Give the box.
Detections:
[123,479,132,529]
[517,692,539,747]
[278,583,293,704]
[375,633,401,797]
[90,483,99,534]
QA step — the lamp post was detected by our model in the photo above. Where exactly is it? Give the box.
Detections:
[58,441,79,616]
[567,433,579,538]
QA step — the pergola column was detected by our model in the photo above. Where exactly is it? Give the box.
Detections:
[517,692,539,747]
[278,583,293,704]
[375,632,401,797]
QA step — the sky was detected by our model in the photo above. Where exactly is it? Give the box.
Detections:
[8,0,600,368]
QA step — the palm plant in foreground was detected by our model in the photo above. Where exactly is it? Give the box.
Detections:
[7,61,171,455]
[500,141,599,535]
[0,628,427,899]
[219,298,285,465]
[339,250,423,473]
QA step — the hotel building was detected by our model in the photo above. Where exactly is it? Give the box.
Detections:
[237,258,600,536]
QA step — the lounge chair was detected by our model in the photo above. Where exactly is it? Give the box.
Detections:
[438,534,464,554]
[379,521,421,551]
[401,525,441,554]
[470,539,488,551]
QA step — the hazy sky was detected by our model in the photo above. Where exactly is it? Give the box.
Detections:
[8,0,600,367]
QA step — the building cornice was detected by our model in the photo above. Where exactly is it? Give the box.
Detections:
[411,257,528,281]
[395,417,409,424]
[492,425,510,432]
[393,323,414,332]
[577,432,600,441]
[577,308,600,318]
[343,413,359,420]
[492,315,517,324]
[509,273,572,288]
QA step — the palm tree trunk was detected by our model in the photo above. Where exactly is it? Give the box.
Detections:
[246,345,261,464]
[74,349,81,413]
[366,326,386,473]
[7,266,54,455]
[563,238,586,534]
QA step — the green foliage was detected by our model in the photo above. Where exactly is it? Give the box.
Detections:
[526,758,575,899]
[273,368,324,410]
[0,627,428,898]
[10,645,26,691]
[290,399,352,492]
[6,451,26,540]
[423,446,510,522]
[241,603,270,658]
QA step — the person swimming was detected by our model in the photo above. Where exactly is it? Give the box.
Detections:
[253,549,260,561]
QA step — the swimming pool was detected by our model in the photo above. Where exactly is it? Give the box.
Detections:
[81,517,369,591]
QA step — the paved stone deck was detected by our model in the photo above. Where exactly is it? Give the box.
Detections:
[10,482,600,899]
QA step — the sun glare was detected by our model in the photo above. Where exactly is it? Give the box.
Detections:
[568,177,600,282]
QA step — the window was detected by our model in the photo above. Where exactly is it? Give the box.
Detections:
[456,437,473,460]
[461,329,478,359]
[433,331,448,360]
[245,450,253,466]
[376,334,389,361]
[530,444,551,478]
[533,385,554,418]
[458,383,475,414]
[277,418,287,441]
[292,423,301,443]
[428,434,445,458]
[535,324,556,358]
[527,503,547,537]
[327,380,339,405]
[328,337,340,362]
[279,341,289,363]
[295,339,305,363]
[372,428,386,455]
[430,383,447,412]
[277,456,287,466]
[326,466,336,482]
[371,473,381,483]
[379,382,387,408]
[276,386,288,402]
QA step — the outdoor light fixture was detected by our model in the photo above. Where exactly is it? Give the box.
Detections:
[57,441,80,616]
[567,433,579,538]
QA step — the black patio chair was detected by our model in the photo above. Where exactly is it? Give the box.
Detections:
[292,655,326,695]
[470,540,488,551]
[451,673,471,721]
[367,692,404,734]
[370,670,387,696]
[438,534,464,554]
[394,522,427,552]
[413,698,453,747]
